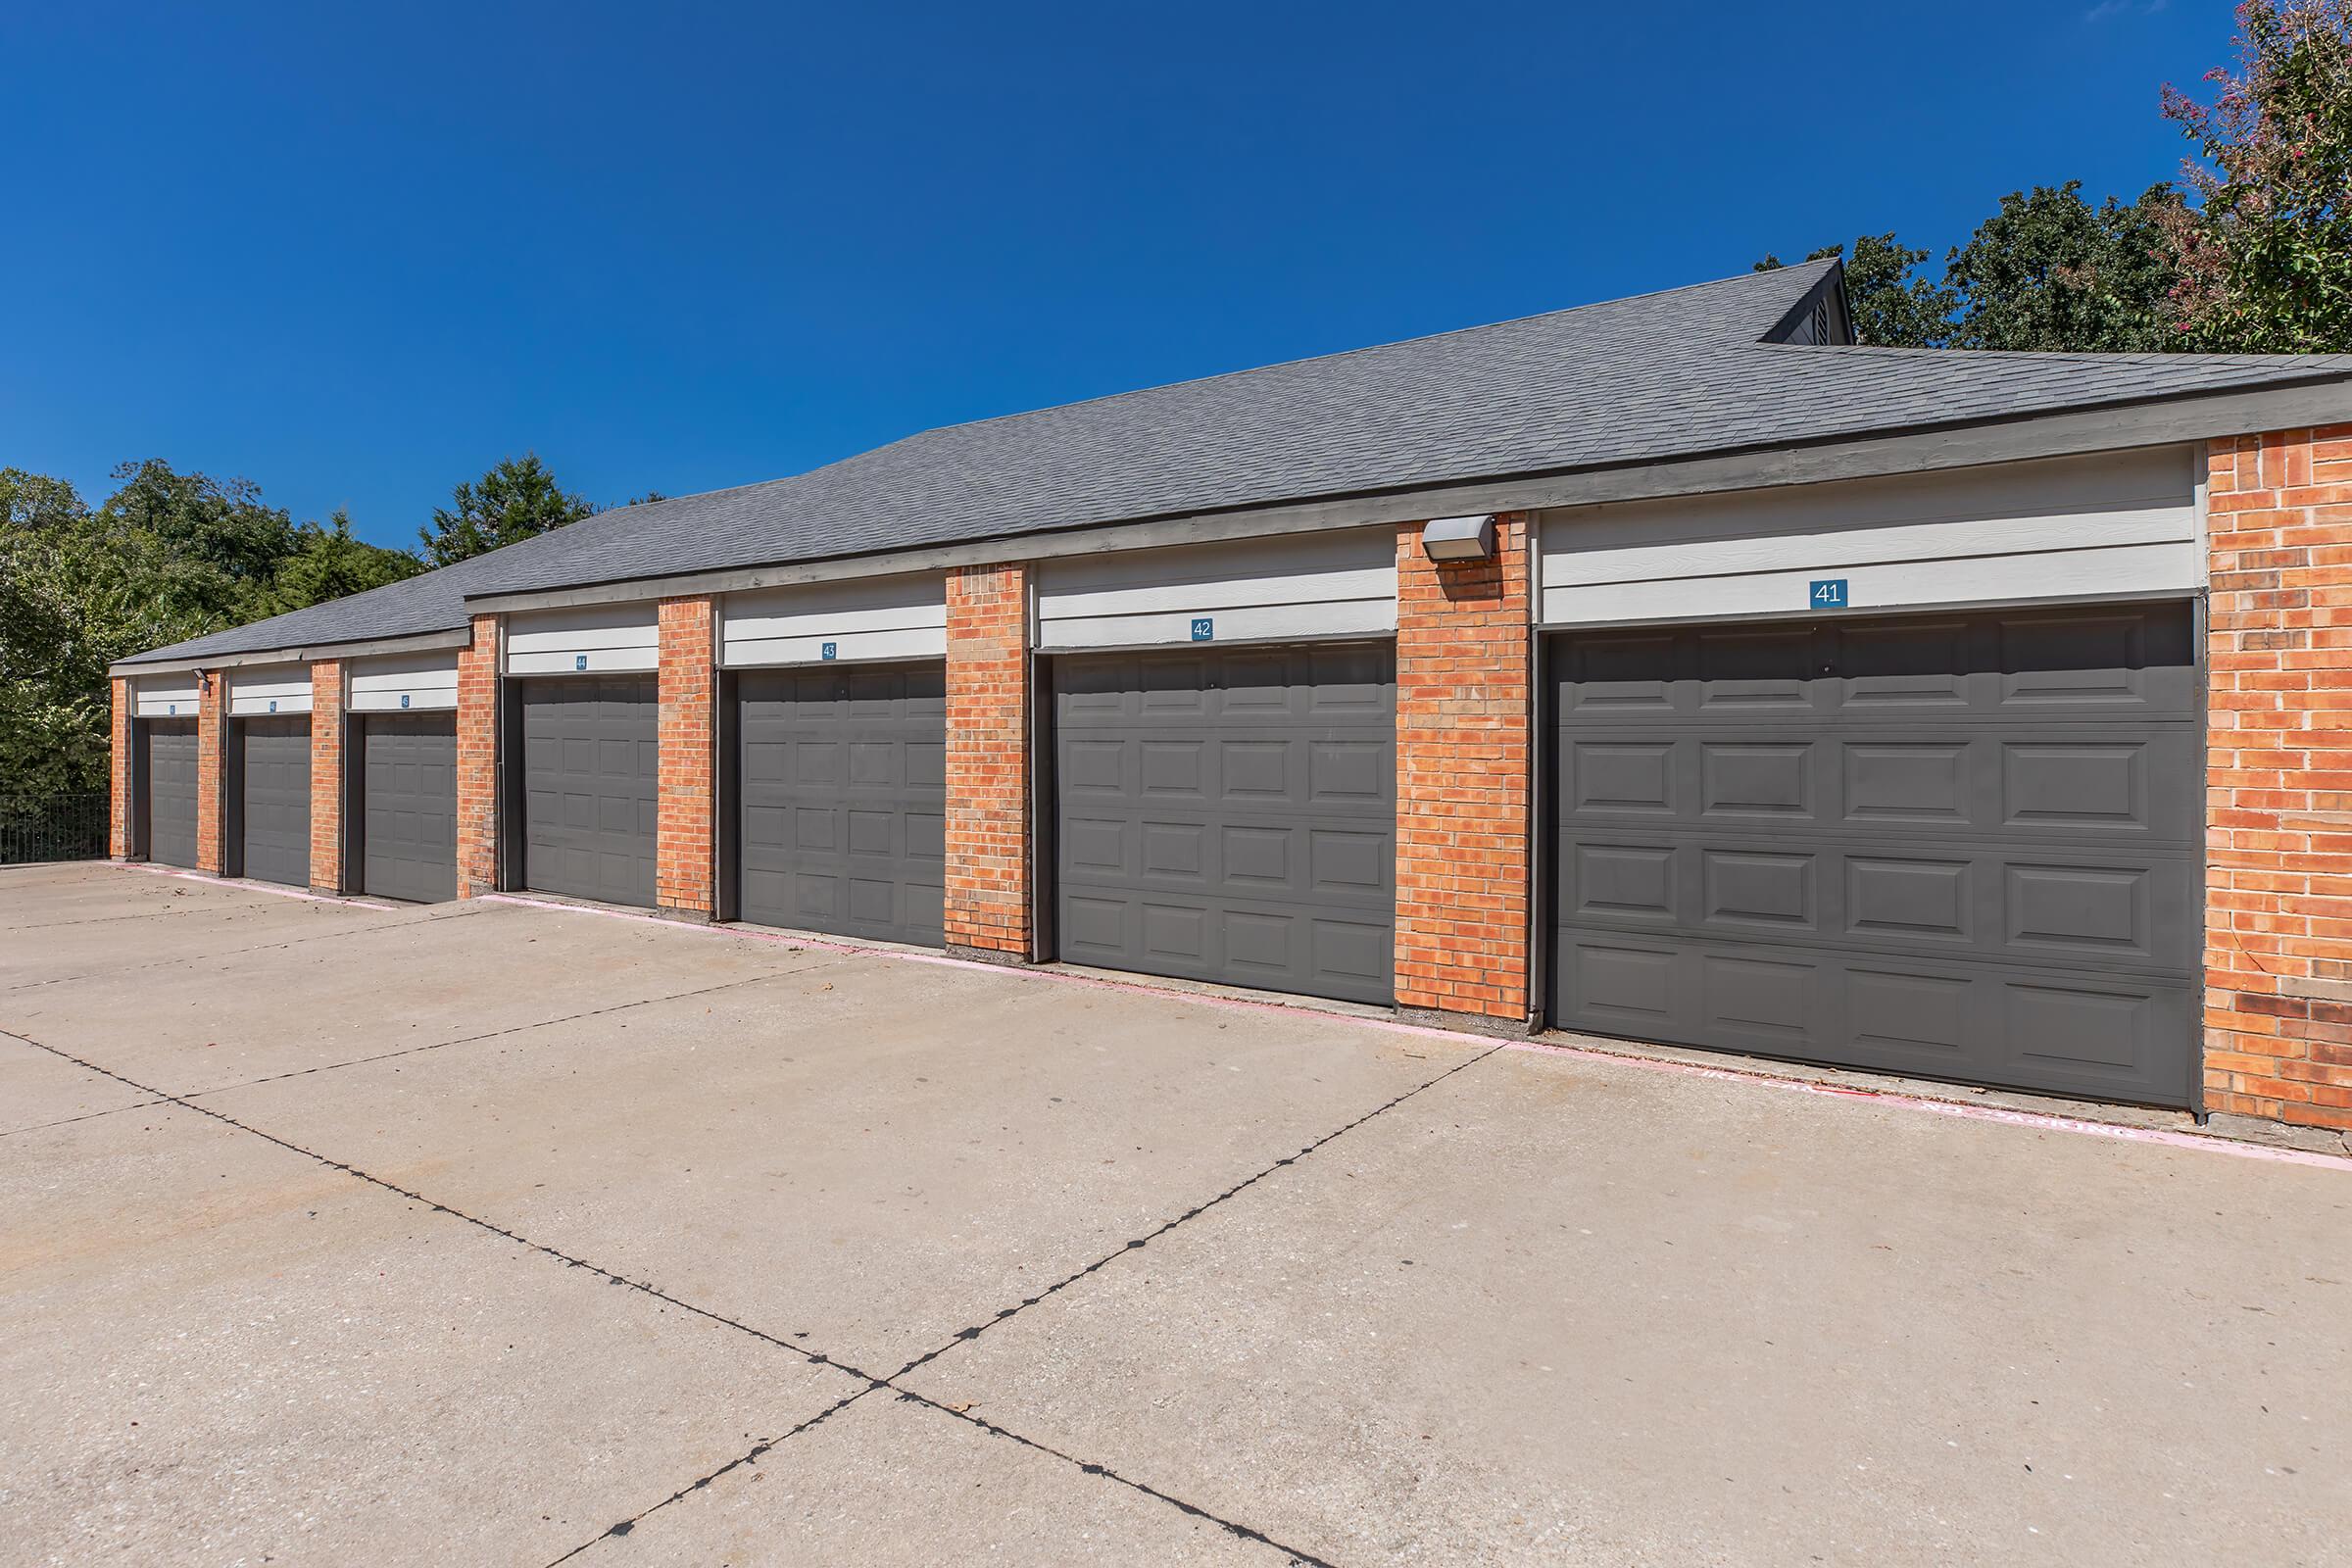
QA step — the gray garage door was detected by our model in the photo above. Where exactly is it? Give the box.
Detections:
[237,716,312,888]
[144,719,200,868]
[360,713,458,904]
[737,664,946,944]
[1054,643,1395,1005]
[1549,601,2199,1107]
[520,675,658,907]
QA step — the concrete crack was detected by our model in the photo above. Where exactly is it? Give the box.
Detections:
[0,964,837,1140]
[886,1039,1506,1383]
[1,906,469,993]
[542,1386,882,1566]
[3,1015,1494,1568]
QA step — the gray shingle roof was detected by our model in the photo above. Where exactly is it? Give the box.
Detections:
[121,258,2352,666]
[112,542,511,667]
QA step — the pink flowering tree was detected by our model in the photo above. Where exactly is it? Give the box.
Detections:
[2161,0,2352,351]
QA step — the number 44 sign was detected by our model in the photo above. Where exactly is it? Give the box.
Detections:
[1810,579,1849,610]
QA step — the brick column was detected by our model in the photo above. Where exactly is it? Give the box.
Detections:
[195,669,226,874]
[309,661,345,894]
[1394,514,1533,1030]
[2204,426,2352,1132]
[455,614,501,899]
[109,677,132,858]
[944,563,1031,959]
[656,596,717,919]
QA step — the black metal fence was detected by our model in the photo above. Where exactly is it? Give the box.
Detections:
[0,793,111,865]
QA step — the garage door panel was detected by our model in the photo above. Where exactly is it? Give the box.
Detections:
[1564,728,2198,848]
[521,675,659,907]
[144,720,201,868]
[360,713,457,903]
[1560,606,2196,728]
[1054,644,1395,1005]
[1698,741,1817,820]
[1558,931,2195,1096]
[238,716,311,888]
[1551,601,2197,1107]
[1066,887,1393,1000]
[1558,828,2195,980]
[737,664,945,946]
[1061,808,1394,910]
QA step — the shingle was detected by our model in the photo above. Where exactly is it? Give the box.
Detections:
[121,258,2352,665]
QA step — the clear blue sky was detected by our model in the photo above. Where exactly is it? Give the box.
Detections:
[3,0,2231,549]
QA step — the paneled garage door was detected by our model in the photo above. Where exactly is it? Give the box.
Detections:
[520,675,658,907]
[144,719,200,868]
[1548,602,2199,1107]
[236,716,312,887]
[360,713,458,904]
[736,664,946,945]
[1054,643,1395,1005]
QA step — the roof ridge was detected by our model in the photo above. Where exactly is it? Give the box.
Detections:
[896,259,1839,442]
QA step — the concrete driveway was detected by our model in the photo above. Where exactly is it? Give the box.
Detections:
[3,861,2347,1567]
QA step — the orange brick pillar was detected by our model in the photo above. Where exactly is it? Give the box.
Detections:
[109,676,133,858]
[1394,514,1534,1033]
[455,614,501,899]
[944,563,1032,960]
[308,661,345,894]
[656,596,717,919]
[195,668,226,874]
[2204,426,2352,1132]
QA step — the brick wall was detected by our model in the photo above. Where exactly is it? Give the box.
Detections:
[109,677,132,858]
[308,661,344,893]
[944,564,1031,957]
[656,596,716,917]
[455,614,501,899]
[1394,514,1533,1023]
[2204,425,2352,1131]
[195,669,225,874]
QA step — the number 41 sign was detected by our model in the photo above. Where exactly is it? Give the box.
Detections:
[1810,579,1849,610]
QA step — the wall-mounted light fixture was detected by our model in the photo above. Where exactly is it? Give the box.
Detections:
[1420,514,1496,563]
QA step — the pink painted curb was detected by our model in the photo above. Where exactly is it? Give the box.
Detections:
[475,891,2352,1174]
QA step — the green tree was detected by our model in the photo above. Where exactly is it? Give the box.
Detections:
[96,458,298,611]
[258,510,422,615]
[2161,0,2352,351]
[1944,182,2185,352]
[1,466,92,532]
[418,453,594,566]
[0,476,224,798]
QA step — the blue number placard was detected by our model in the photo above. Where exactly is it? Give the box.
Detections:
[821,641,838,661]
[1810,579,1849,610]
[1190,617,1214,642]
[268,700,278,713]
[399,694,411,710]
[574,654,589,670]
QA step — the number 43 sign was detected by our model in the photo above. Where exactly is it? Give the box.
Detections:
[1810,579,1849,610]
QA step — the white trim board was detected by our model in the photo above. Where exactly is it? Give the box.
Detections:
[1537,446,2200,626]
[505,604,659,675]
[227,664,314,717]
[721,573,946,668]
[132,674,201,718]
[1035,526,1396,652]
[349,651,460,713]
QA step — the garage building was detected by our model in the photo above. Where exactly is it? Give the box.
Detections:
[108,260,2352,1134]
